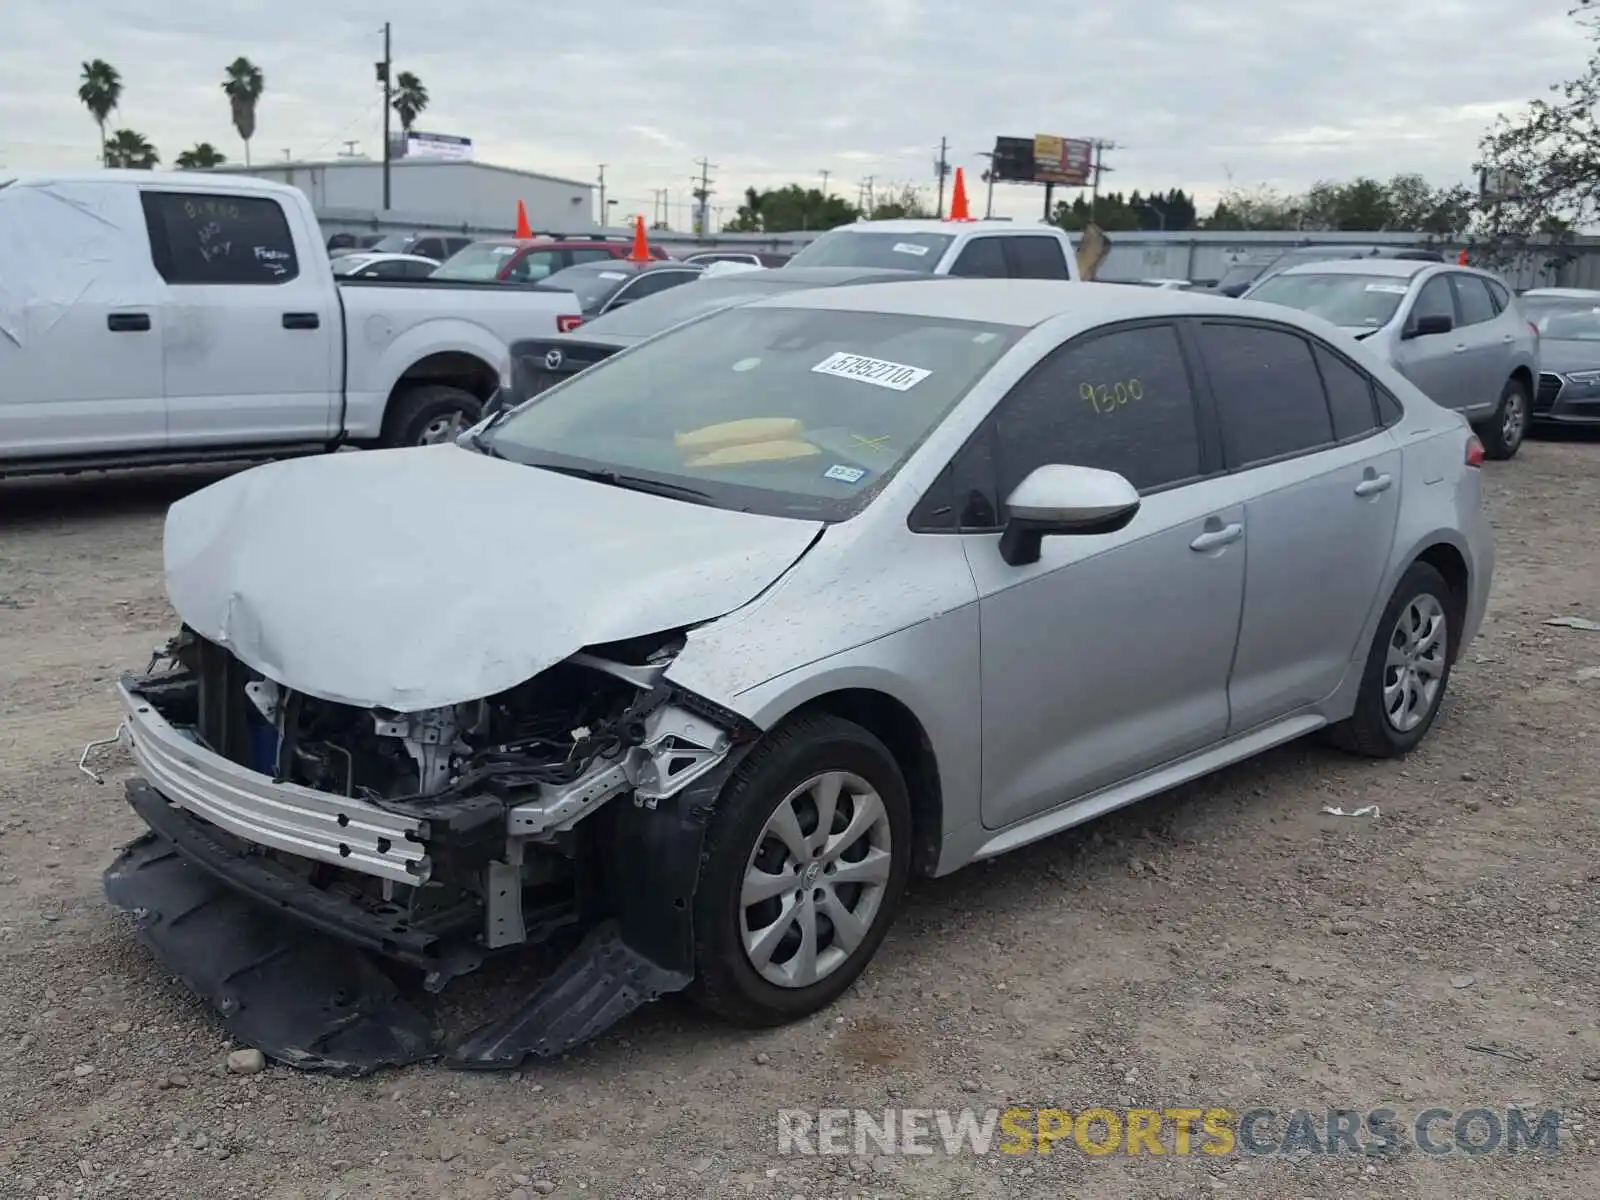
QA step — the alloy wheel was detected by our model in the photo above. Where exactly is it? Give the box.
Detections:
[418,412,466,445]
[1502,389,1526,450]
[740,770,893,989]
[1383,593,1448,733]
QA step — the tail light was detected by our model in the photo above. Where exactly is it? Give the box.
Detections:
[556,314,584,333]
[1465,433,1485,467]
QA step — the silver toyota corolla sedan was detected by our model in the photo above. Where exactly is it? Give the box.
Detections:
[100,280,1495,1073]
[1246,259,1538,460]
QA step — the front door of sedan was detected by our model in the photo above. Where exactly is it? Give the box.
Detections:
[956,322,1248,831]
[1187,320,1402,730]
[1392,273,1478,414]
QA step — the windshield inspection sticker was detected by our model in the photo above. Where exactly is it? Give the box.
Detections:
[491,246,518,256]
[812,351,931,391]
[598,271,628,280]
[824,464,867,483]
[1364,282,1409,294]
[892,242,931,257]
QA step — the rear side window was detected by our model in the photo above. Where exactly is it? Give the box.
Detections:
[1195,322,1335,467]
[949,238,1008,278]
[1484,278,1512,312]
[1450,274,1498,326]
[1313,345,1380,440]
[1006,236,1069,280]
[990,323,1204,498]
[1375,385,1404,426]
[140,191,299,284]
[567,247,616,266]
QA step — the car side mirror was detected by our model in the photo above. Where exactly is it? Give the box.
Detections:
[997,464,1141,567]
[1405,313,1453,339]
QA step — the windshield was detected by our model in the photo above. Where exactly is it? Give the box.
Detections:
[787,230,953,271]
[1248,272,1412,328]
[575,277,794,339]
[488,305,1020,520]
[1216,261,1269,290]
[541,263,635,309]
[369,234,416,253]
[331,255,374,276]
[432,242,518,281]
[1520,297,1600,341]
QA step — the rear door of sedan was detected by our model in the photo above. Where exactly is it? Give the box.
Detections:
[1185,318,1403,731]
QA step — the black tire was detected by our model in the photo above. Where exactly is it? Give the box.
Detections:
[1324,561,1457,759]
[1476,377,1529,461]
[687,713,912,1028]
[381,384,483,448]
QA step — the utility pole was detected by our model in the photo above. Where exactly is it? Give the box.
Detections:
[597,164,607,226]
[978,151,996,219]
[377,22,392,210]
[1089,139,1117,223]
[692,158,717,235]
[934,136,950,216]
[820,168,831,197]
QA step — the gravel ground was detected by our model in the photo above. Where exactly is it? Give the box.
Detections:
[2,440,1599,1200]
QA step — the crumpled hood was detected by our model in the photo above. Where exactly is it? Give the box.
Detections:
[163,445,823,711]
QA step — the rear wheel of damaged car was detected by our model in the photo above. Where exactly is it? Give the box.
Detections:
[689,713,913,1026]
[1477,376,1529,460]
[1324,560,1457,758]
[382,383,484,448]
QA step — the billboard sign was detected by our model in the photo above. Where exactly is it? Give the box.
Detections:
[1033,135,1094,186]
[402,131,474,162]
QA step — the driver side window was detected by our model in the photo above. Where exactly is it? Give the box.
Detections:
[1409,276,1454,329]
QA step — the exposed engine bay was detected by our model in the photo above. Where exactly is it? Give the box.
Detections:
[100,626,756,1074]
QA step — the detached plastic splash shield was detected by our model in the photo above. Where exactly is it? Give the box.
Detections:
[103,829,695,1076]
[104,833,435,1076]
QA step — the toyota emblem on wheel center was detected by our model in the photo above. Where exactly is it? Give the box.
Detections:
[544,349,563,370]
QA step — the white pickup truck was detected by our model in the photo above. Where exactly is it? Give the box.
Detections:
[783,218,1082,280]
[0,172,582,477]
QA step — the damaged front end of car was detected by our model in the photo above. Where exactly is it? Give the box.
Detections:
[100,626,758,1075]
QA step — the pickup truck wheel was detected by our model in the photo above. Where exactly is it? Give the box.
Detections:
[382,384,483,448]
[687,714,912,1028]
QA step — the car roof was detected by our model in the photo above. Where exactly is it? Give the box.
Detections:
[1273,258,1438,280]
[1521,287,1600,299]
[827,219,1064,237]
[0,170,299,199]
[751,278,1304,328]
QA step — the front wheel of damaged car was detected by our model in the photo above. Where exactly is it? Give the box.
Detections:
[688,714,913,1027]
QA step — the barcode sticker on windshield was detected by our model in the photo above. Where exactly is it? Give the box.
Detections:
[811,351,931,391]
[1364,283,1409,294]
[492,246,517,256]
[598,271,628,279]
[893,242,930,257]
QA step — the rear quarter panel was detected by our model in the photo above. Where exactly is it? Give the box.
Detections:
[337,285,582,438]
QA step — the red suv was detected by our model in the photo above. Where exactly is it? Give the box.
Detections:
[431,235,670,283]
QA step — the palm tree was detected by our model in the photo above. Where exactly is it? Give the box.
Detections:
[392,71,429,132]
[221,57,265,166]
[176,142,226,169]
[103,129,159,169]
[78,60,122,167]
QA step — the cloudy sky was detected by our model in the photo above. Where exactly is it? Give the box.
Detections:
[2,0,1589,225]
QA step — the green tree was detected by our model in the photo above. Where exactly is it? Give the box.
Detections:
[222,57,265,166]
[103,129,159,169]
[392,71,429,132]
[1203,183,1301,230]
[1472,4,1600,265]
[78,59,122,168]
[721,184,858,232]
[175,142,226,169]
[864,183,932,220]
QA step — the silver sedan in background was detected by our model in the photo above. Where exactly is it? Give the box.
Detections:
[105,281,1494,1067]
[1247,259,1539,459]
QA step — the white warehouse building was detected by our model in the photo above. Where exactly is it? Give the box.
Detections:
[210,158,598,238]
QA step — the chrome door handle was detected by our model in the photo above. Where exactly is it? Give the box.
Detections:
[1190,522,1243,552]
[1354,474,1393,497]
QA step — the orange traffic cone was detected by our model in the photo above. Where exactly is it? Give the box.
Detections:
[947,167,973,221]
[514,200,532,239]
[628,214,651,261]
